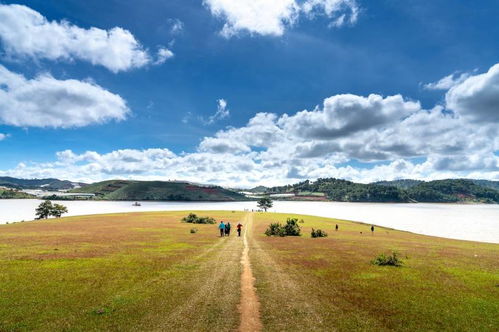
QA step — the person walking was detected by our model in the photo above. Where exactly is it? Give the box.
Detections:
[237,223,243,237]
[335,224,339,231]
[225,222,231,236]
[219,221,225,237]
[371,225,374,234]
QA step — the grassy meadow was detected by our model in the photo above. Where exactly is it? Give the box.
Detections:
[0,211,244,332]
[0,210,498,331]
[250,213,499,331]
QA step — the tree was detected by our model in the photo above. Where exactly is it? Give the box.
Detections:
[35,200,68,219]
[52,204,68,218]
[35,200,53,219]
[257,196,273,212]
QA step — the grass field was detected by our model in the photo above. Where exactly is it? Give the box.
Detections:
[1,211,498,331]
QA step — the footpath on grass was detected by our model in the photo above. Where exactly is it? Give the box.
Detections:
[238,213,262,332]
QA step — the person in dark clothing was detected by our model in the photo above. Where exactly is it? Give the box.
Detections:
[335,224,339,231]
[218,221,225,237]
[237,223,243,237]
[371,225,374,234]
[225,222,231,236]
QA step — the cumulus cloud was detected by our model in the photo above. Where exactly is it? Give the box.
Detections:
[0,65,129,128]
[279,94,420,139]
[203,0,359,37]
[0,4,171,72]
[198,137,251,154]
[2,63,499,186]
[446,63,499,123]
[424,72,471,90]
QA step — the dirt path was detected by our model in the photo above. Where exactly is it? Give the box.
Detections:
[238,213,262,332]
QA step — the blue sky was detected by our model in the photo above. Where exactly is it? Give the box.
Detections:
[0,0,498,186]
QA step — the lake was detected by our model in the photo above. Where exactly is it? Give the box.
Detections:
[0,199,498,243]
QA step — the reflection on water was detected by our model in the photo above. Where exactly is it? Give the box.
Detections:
[0,199,498,243]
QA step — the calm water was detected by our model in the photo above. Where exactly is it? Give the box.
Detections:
[0,199,498,243]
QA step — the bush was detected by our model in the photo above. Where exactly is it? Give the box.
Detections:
[299,219,305,223]
[372,252,403,267]
[264,218,301,237]
[283,218,301,236]
[265,222,286,237]
[190,228,198,234]
[181,213,216,224]
[311,228,328,238]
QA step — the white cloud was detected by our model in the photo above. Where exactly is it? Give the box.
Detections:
[198,137,252,154]
[0,4,171,72]
[424,72,471,90]
[279,94,420,139]
[446,63,499,123]
[2,63,499,186]
[0,65,129,128]
[202,99,230,124]
[0,133,8,141]
[169,18,184,34]
[155,47,174,64]
[302,0,359,27]
[203,0,359,37]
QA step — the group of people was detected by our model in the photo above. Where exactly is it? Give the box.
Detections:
[218,221,243,237]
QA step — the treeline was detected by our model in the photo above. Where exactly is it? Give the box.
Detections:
[0,188,35,199]
[265,178,499,203]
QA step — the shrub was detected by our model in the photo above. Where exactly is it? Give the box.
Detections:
[265,223,286,237]
[372,252,403,267]
[283,218,301,236]
[311,228,328,238]
[181,213,216,224]
[190,228,198,234]
[299,219,305,223]
[264,218,301,237]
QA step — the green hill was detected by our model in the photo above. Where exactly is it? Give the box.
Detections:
[72,180,248,201]
[0,188,35,199]
[471,179,499,191]
[268,179,409,202]
[373,179,423,189]
[267,178,499,203]
[407,179,499,203]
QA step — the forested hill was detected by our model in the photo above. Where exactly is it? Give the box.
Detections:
[265,178,499,203]
[71,180,248,201]
[373,179,423,189]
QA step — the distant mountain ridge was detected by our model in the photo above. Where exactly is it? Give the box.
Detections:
[0,177,86,191]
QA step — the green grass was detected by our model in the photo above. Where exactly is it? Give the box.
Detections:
[0,210,244,331]
[1,211,498,331]
[250,213,499,331]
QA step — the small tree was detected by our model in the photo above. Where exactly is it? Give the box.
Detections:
[257,196,273,212]
[52,204,68,218]
[35,200,68,219]
[35,200,53,219]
